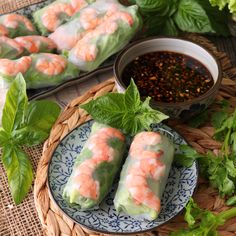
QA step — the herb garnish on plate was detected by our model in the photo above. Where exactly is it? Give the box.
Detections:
[81,79,169,136]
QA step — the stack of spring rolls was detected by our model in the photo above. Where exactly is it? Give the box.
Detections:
[0,0,142,89]
[63,122,174,220]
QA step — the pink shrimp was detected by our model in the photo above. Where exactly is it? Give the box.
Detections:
[126,132,165,212]
[35,53,67,75]
[0,36,24,56]
[42,3,74,32]
[0,24,9,37]
[4,14,34,31]
[72,127,125,200]
[15,36,57,53]
[80,8,101,30]
[70,0,87,12]
[0,56,32,76]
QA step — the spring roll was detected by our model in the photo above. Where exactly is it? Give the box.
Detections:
[63,122,126,209]
[33,0,95,36]
[67,4,141,71]
[49,0,133,51]
[15,36,57,54]
[0,36,24,59]
[0,53,80,89]
[114,131,174,220]
[0,14,38,38]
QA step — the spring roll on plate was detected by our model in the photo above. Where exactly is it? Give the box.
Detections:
[114,131,174,220]
[63,122,126,209]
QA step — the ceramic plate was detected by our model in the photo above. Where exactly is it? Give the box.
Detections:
[48,120,198,234]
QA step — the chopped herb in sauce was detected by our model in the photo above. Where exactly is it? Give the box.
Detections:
[122,51,214,103]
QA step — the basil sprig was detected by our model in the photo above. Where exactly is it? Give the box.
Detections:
[81,79,168,136]
[0,73,61,204]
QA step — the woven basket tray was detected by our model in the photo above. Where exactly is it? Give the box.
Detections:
[33,34,236,236]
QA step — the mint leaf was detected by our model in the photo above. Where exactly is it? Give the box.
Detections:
[2,145,33,205]
[2,73,27,133]
[81,81,168,136]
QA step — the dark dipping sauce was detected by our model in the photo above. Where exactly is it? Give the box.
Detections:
[121,51,214,103]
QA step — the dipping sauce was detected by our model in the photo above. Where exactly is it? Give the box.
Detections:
[122,51,214,103]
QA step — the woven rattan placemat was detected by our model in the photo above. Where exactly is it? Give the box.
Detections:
[32,35,236,236]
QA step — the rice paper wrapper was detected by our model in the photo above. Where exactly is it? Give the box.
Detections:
[33,0,95,36]
[114,132,174,221]
[67,4,142,72]
[24,53,80,89]
[0,14,38,38]
[0,53,80,89]
[63,122,126,209]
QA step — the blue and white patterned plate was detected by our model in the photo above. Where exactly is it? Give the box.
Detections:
[48,120,198,234]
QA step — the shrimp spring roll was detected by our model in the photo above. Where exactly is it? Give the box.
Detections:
[114,131,174,220]
[63,122,126,209]
[0,53,80,89]
[33,0,95,36]
[67,4,141,71]
[0,36,24,59]
[49,0,134,51]
[15,36,57,54]
[0,14,38,38]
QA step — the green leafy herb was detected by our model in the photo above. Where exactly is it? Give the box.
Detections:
[80,79,168,136]
[0,73,61,204]
[226,196,236,206]
[209,0,236,13]
[174,144,203,167]
[171,198,236,235]
[176,108,236,198]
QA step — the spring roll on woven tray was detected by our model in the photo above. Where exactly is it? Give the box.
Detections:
[33,0,95,36]
[67,3,141,72]
[49,0,138,52]
[0,53,80,89]
[114,131,174,220]
[0,14,38,38]
[63,122,126,209]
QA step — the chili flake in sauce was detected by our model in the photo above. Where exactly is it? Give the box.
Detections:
[121,51,214,103]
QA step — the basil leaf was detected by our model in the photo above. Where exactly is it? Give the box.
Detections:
[174,0,214,33]
[2,145,33,204]
[80,93,125,128]
[124,79,141,110]
[160,18,179,36]
[197,0,230,36]
[12,127,48,146]
[0,128,11,146]
[81,83,168,136]
[2,73,27,133]
[136,0,170,13]
[25,100,61,133]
